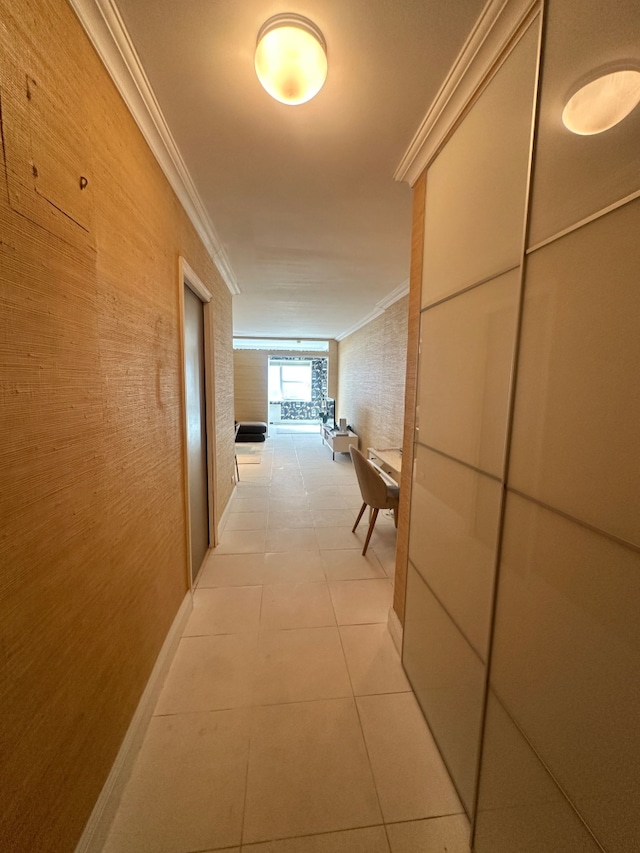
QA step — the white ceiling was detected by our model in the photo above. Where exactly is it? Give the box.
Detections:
[114,0,487,338]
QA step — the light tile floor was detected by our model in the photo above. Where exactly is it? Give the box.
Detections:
[103,432,470,853]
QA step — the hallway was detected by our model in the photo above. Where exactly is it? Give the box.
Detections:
[102,432,470,852]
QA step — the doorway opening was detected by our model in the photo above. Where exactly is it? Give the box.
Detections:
[267,355,328,427]
[180,258,216,586]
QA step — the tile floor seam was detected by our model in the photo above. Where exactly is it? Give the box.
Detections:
[333,598,356,702]
[383,811,468,825]
[239,705,257,850]
[251,693,356,710]
[352,684,389,832]
[382,821,393,852]
[238,821,389,848]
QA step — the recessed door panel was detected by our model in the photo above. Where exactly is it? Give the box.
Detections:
[421,22,538,305]
[184,285,209,581]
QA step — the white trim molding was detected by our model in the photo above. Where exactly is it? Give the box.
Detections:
[387,606,404,656]
[180,257,213,303]
[68,0,241,296]
[335,279,410,341]
[217,483,237,537]
[395,0,541,186]
[74,592,193,853]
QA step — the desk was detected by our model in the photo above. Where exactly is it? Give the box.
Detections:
[321,424,359,460]
[368,447,402,485]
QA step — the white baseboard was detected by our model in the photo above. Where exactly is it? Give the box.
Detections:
[387,606,404,655]
[75,591,193,853]
[216,483,237,539]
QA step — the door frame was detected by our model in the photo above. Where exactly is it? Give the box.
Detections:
[178,256,218,589]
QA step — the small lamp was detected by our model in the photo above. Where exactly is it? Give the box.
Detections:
[255,13,327,106]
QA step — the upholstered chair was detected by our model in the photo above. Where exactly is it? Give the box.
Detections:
[350,446,399,556]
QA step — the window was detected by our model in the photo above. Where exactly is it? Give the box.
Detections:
[268,360,312,401]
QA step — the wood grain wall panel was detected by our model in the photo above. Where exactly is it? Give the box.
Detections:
[211,278,234,520]
[337,296,409,466]
[328,339,338,398]
[234,350,269,422]
[394,173,426,624]
[0,1,233,850]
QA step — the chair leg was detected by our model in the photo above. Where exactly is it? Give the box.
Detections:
[235,453,240,482]
[362,508,379,556]
[352,502,367,532]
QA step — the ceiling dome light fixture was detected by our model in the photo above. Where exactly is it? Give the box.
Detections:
[255,13,327,106]
[562,68,640,135]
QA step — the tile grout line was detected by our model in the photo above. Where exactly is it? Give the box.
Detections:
[352,685,390,836]
[238,702,257,850]
[239,821,394,851]
[239,437,271,851]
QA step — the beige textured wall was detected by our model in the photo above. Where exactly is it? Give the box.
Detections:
[337,297,409,455]
[234,350,268,422]
[0,1,233,850]
[327,339,338,398]
[212,290,235,520]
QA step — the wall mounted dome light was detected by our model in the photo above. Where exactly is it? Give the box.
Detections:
[562,68,640,135]
[255,13,327,105]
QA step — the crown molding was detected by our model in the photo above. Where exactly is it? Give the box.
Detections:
[335,279,410,341]
[68,0,240,296]
[395,0,540,186]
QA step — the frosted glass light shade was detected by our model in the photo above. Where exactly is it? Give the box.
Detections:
[562,69,640,135]
[255,14,327,106]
